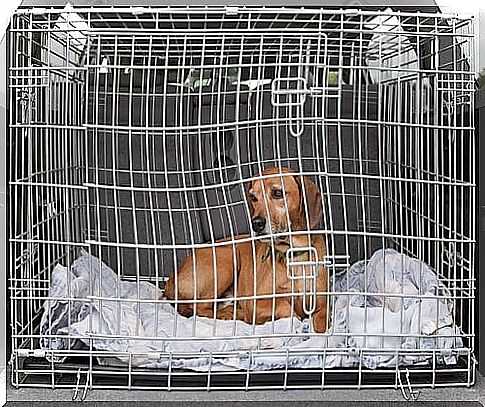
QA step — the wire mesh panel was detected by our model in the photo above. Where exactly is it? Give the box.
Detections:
[8,6,477,392]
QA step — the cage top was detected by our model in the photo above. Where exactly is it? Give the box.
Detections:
[13,3,474,21]
[12,3,476,41]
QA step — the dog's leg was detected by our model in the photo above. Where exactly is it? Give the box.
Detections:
[241,299,293,325]
[166,244,241,320]
[311,304,328,333]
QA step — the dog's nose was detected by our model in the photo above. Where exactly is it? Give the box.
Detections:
[251,216,266,233]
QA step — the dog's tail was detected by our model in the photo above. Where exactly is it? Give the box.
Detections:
[164,276,175,300]
[164,276,195,317]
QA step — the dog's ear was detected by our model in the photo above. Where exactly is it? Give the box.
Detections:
[297,175,323,230]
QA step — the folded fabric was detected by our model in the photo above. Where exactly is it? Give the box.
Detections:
[40,248,463,371]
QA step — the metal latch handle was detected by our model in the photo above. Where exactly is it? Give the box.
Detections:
[286,246,318,315]
[271,77,308,137]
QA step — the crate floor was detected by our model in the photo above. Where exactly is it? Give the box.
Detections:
[12,355,471,389]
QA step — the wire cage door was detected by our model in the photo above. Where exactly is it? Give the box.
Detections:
[85,31,329,281]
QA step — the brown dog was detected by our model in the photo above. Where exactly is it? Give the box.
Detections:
[165,167,328,333]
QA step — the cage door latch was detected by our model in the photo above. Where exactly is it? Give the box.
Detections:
[72,368,90,402]
[271,77,309,137]
[398,369,420,401]
[286,246,318,315]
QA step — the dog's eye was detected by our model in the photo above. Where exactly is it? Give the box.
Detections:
[249,193,258,202]
[272,189,283,199]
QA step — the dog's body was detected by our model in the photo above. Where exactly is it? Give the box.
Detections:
[165,167,328,333]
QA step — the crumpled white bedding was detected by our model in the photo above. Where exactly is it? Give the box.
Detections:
[40,248,463,371]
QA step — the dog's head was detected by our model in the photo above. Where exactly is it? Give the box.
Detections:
[247,167,323,242]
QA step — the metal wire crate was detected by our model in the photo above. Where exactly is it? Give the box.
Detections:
[8,6,477,394]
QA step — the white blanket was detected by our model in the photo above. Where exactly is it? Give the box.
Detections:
[40,248,462,371]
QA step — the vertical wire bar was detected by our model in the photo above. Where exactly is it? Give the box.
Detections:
[195,34,219,329]
[143,34,161,332]
[83,11,94,372]
[93,34,104,340]
[151,30,165,302]
[250,33,269,334]
[25,12,34,348]
[294,35,317,319]
[126,36,143,336]
[415,16,424,350]
[433,17,441,306]
[355,16,370,346]
[375,18,386,350]
[451,18,459,339]
[9,13,19,367]
[160,36,180,338]
[175,34,199,335]
[337,12,352,343]
[233,16,256,335]
[469,17,476,368]
[110,35,123,336]
[274,35,294,330]
[64,10,75,352]
[214,34,239,332]
[316,11,338,338]
[313,10,330,332]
